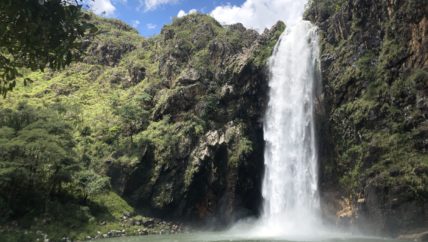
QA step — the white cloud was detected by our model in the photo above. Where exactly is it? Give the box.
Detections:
[146,23,157,29]
[139,0,178,11]
[88,0,116,16]
[177,10,186,18]
[210,0,307,32]
[177,9,197,18]
[132,20,140,28]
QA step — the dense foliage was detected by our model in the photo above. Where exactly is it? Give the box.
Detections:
[0,103,109,221]
[0,0,96,96]
[0,13,281,240]
[1,0,426,238]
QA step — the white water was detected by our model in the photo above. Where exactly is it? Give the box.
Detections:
[258,19,322,237]
[227,13,326,240]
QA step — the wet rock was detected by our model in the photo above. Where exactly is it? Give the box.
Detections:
[142,219,155,228]
[398,231,428,242]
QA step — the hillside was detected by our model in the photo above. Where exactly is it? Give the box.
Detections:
[1,0,427,240]
[0,13,284,241]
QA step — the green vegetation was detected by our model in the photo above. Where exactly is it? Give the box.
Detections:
[0,104,113,241]
[251,21,286,67]
[0,11,278,240]
[0,191,140,241]
[305,0,428,204]
[304,0,347,22]
[0,104,101,216]
[0,0,97,96]
[0,11,151,240]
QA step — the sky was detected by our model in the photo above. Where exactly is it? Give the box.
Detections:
[85,0,307,36]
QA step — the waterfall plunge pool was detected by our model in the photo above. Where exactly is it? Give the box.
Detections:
[94,232,404,242]
[98,5,401,242]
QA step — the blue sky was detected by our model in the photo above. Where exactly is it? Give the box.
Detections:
[87,0,245,36]
[86,0,307,37]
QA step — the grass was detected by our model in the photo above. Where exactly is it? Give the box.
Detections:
[0,12,282,240]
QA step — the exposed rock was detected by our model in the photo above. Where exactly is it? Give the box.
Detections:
[174,68,201,86]
[305,0,428,236]
[142,219,155,228]
[85,42,136,66]
[128,66,146,84]
[101,13,278,226]
[152,84,204,120]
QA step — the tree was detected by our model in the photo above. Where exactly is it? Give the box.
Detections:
[0,104,79,217]
[73,170,110,202]
[0,0,96,96]
[113,93,151,143]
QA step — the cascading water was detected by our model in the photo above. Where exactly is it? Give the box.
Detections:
[259,20,321,237]
[228,19,324,240]
[225,1,331,240]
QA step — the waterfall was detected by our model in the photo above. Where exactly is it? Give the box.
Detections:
[225,2,328,239]
[259,20,321,236]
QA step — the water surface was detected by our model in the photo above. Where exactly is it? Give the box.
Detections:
[96,232,402,242]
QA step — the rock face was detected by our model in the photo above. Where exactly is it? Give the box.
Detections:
[2,4,427,239]
[305,0,428,236]
[104,14,285,225]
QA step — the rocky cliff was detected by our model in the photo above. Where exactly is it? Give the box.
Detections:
[0,13,285,237]
[305,0,428,236]
[103,15,285,224]
[2,2,427,240]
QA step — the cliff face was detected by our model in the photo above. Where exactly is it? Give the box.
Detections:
[105,16,285,224]
[305,0,428,236]
[1,13,284,229]
[3,3,427,239]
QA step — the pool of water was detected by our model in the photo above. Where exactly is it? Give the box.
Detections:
[95,232,403,242]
